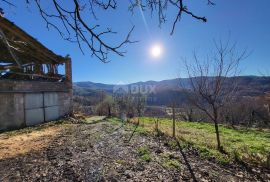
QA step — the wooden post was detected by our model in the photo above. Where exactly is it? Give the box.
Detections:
[172,102,176,138]
[65,57,73,115]
[155,119,158,132]
[267,153,270,169]
[65,57,72,83]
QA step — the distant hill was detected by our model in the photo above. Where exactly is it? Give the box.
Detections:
[74,76,270,105]
[74,78,190,93]
[74,82,115,92]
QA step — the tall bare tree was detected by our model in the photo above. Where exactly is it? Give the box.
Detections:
[134,93,146,124]
[182,40,248,151]
[1,0,214,62]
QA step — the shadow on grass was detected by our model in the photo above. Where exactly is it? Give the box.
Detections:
[174,138,198,182]
[127,122,139,143]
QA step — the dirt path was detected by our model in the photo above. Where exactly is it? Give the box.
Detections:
[85,116,107,123]
[0,119,269,181]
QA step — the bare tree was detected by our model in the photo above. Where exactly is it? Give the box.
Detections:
[114,94,130,115]
[96,96,115,116]
[129,0,215,34]
[1,0,214,62]
[182,40,248,151]
[133,93,146,124]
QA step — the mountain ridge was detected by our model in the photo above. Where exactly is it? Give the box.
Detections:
[73,76,270,106]
[74,76,270,94]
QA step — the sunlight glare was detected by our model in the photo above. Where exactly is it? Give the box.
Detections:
[150,44,163,58]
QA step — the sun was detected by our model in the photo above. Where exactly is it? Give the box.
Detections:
[150,44,163,58]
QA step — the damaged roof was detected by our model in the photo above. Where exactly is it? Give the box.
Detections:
[0,17,66,67]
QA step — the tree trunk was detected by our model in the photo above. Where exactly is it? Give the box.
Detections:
[250,110,255,127]
[212,107,222,151]
[172,103,176,138]
[214,120,221,151]
[188,108,193,122]
[155,118,158,132]
[108,106,111,117]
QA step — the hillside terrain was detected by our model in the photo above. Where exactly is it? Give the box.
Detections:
[0,117,269,181]
[74,76,270,106]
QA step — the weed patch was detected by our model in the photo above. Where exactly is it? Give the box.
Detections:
[137,146,152,162]
[160,153,182,170]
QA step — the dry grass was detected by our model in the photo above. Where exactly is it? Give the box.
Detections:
[84,116,107,124]
[0,122,70,160]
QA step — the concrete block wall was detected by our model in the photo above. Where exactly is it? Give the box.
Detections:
[0,93,25,130]
[0,80,72,131]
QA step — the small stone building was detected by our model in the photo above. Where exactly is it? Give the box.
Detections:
[0,17,72,131]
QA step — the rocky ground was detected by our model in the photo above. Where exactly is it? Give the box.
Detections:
[0,118,269,182]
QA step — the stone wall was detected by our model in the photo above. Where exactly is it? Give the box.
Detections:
[0,80,72,131]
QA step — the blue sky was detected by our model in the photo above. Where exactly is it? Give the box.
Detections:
[2,0,270,84]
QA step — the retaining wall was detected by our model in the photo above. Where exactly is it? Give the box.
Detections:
[0,80,72,131]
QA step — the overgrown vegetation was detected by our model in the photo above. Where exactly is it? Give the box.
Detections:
[160,153,182,169]
[137,146,152,162]
[111,117,269,167]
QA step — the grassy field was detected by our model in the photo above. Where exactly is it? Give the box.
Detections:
[125,117,270,166]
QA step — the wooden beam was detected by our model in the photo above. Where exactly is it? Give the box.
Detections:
[4,31,61,64]
[8,71,63,80]
[2,30,61,64]
[0,27,21,67]
[0,17,66,64]
[1,40,64,65]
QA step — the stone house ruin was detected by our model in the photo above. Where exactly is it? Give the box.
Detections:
[0,17,72,131]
